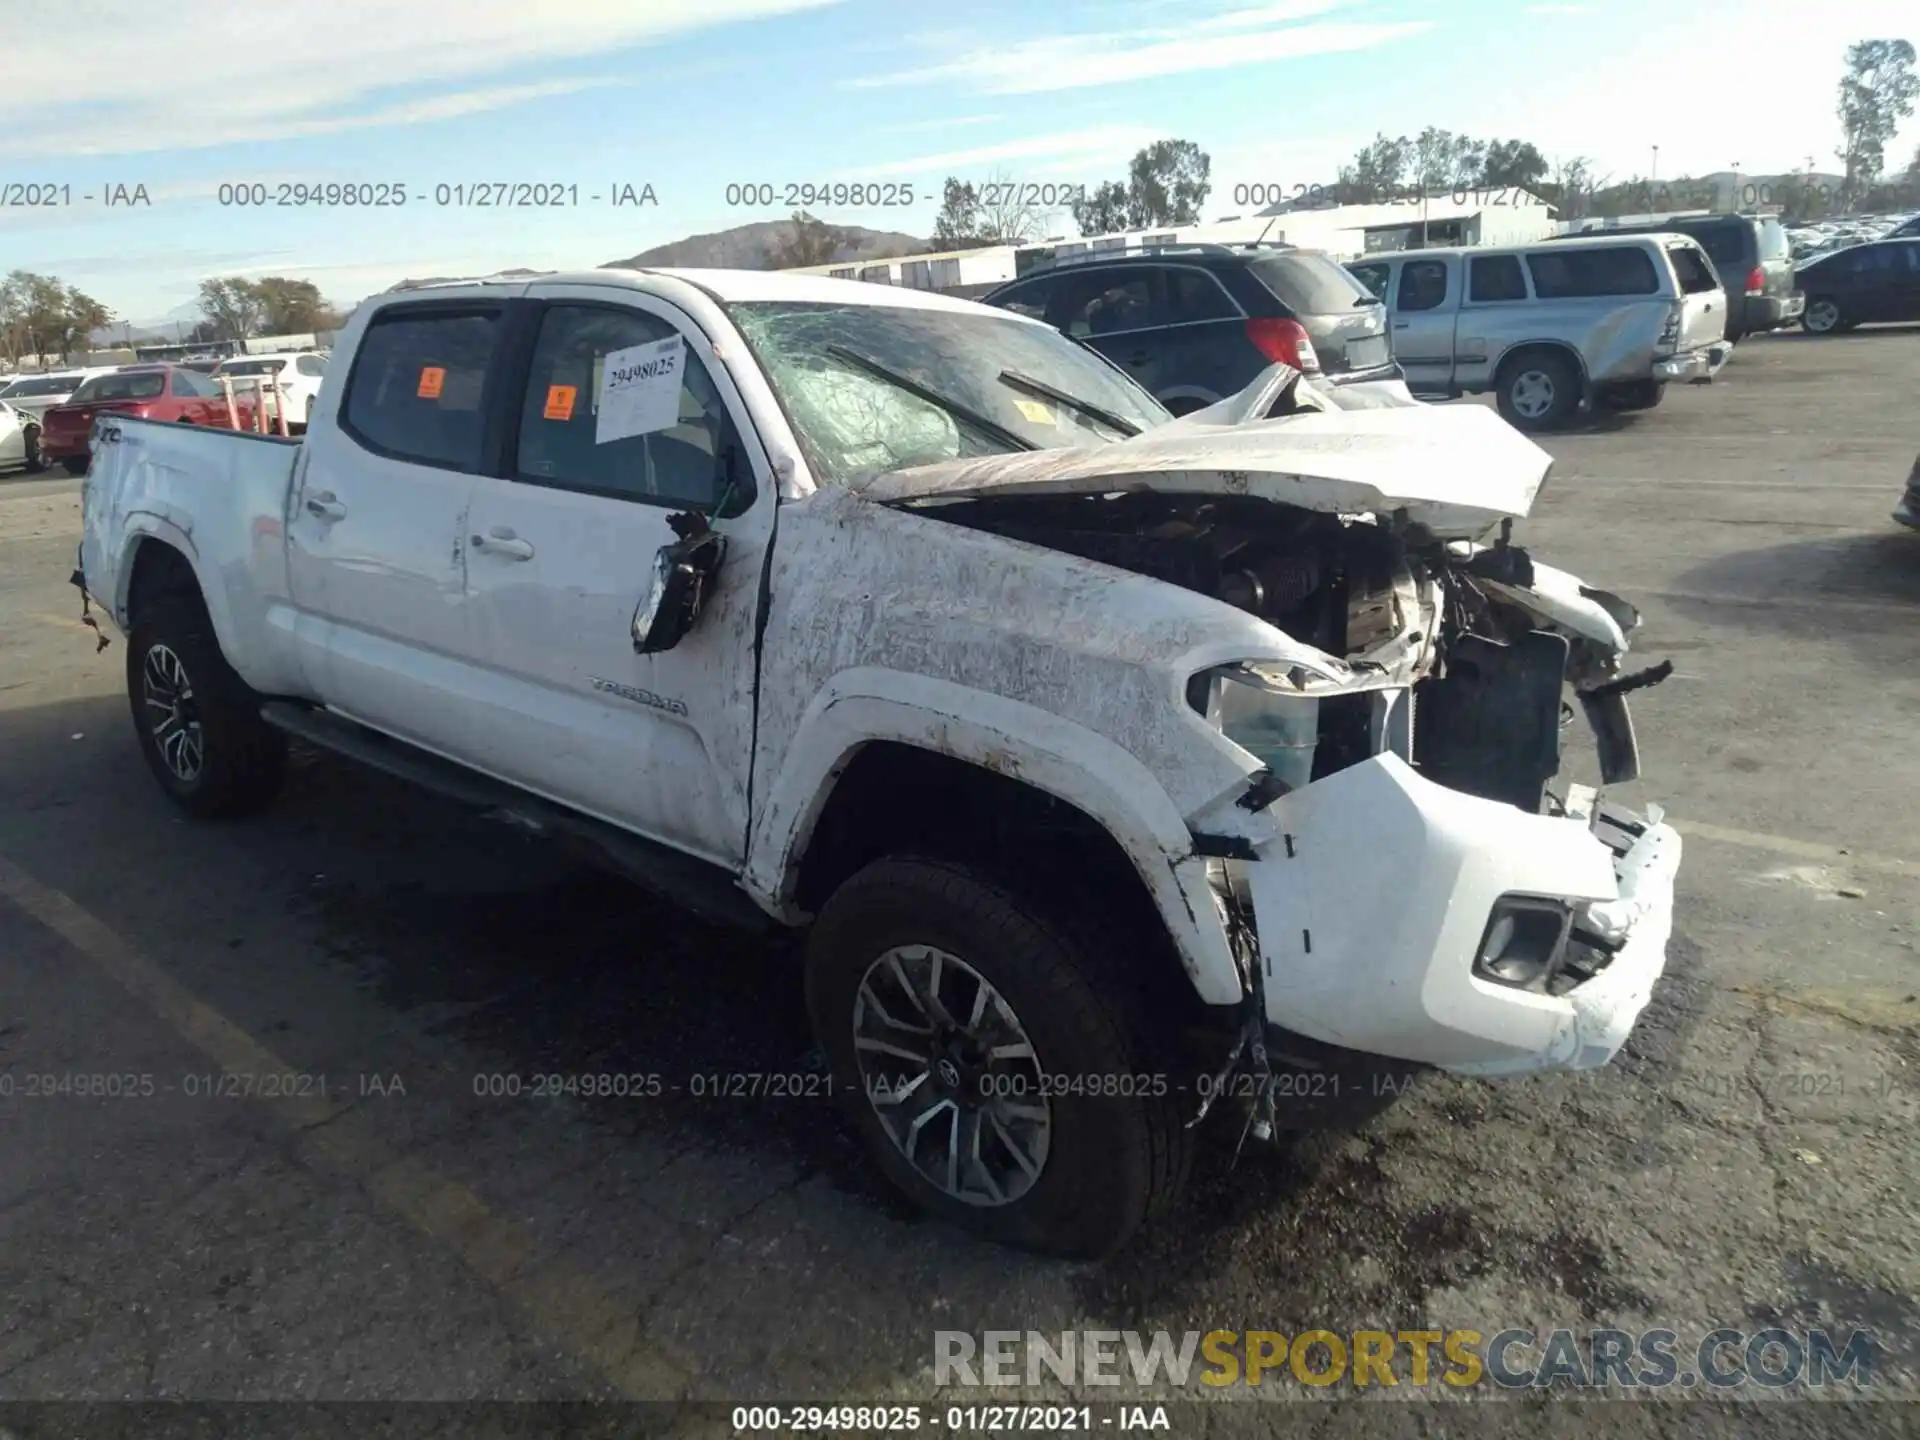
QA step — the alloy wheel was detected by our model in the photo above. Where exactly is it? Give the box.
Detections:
[142,642,205,783]
[851,944,1051,1207]
[1510,369,1556,420]
[1804,299,1840,334]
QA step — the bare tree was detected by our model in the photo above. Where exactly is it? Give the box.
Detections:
[974,167,1058,244]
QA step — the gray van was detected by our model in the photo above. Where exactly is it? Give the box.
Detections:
[1348,235,1730,431]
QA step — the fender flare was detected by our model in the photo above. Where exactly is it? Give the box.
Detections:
[1490,338,1592,392]
[745,667,1245,1005]
[113,517,246,663]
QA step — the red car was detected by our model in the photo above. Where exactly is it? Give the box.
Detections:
[39,365,261,475]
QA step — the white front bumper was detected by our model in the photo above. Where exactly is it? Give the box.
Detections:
[1238,753,1681,1076]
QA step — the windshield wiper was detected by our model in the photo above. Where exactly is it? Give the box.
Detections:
[996,369,1141,437]
[825,345,1035,453]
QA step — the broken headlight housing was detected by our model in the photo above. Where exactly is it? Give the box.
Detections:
[1473,895,1574,992]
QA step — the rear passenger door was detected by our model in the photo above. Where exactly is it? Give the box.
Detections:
[1458,253,1532,389]
[289,300,503,743]
[455,286,773,867]
[1148,265,1247,405]
[1389,257,1457,394]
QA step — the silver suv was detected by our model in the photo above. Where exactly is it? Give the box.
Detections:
[1348,235,1730,431]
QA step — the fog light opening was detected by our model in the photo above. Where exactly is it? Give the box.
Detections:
[1474,897,1574,992]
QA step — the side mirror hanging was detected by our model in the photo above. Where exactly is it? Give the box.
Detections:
[632,510,728,655]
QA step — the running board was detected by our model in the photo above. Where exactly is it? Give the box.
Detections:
[259,702,776,934]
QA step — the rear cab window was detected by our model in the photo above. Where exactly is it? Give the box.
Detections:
[341,307,502,471]
[1467,254,1529,303]
[1666,243,1719,294]
[1525,245,1660,298]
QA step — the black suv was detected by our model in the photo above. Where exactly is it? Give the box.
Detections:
[1550,213,1801,340]
[982,244,1396,416]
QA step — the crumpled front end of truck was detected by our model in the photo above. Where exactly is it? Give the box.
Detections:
[872,382,1682,1107]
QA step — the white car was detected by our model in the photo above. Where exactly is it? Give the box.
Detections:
[0,399,44,472]
[211,351,328,428]
[76,269,1682,1257]
[0,367,119,425]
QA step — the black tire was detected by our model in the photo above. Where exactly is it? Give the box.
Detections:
[1801,296,1844,335]
[60,456,88,477]
[22,425,45,473]
[1494,349,1582,431]
[1161,395,1210,417]
[126,595,287,818]
[806,857,1192,1258]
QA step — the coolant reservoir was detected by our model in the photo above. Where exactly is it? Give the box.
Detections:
[1218,688,1320,794]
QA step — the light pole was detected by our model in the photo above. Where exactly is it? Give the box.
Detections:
[1730,161,1743,212]
[1650,145,1658,182]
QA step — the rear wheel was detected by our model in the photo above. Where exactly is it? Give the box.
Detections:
[126,595,287,818]
[59,457,87,477]
[806,857,1192,1257]
[1802,297,1843,334]
[1495,349,1582,431]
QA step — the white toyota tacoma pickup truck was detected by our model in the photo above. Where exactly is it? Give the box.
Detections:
[75,267,1681,1257]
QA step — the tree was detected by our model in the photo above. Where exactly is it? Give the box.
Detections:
[1539,155,1605,223]
[1479,138,1549,190]
[1126,139,1211,226]
[1837,38,1919,208]
[1408,127,1486,192]
[252,276,328,335]
[767,210,850,268]
[1069,180,1133,237]
[0,271,108,363]
[931,179,993,250]
[51,285,111,359]
[1336,133,1411,203]
[198,277,266,341]
[1069,139,1213,237]
[974,169,1057,244]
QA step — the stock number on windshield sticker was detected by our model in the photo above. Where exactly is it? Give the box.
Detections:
[725,182,917,208]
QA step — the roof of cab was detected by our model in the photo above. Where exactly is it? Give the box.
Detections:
[381,266,1052,324]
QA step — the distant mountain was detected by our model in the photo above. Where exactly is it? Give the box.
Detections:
[604,220,927,270]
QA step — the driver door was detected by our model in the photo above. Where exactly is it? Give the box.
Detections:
[457,287,773,868]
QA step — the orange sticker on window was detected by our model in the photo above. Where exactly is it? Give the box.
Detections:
[416,366,445,399]
[543,384,577,421]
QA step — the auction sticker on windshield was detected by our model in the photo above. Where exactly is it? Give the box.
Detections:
[1012,398,1058,426]
[597,335,683,444]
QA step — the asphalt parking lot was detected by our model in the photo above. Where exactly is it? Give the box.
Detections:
[2,329,1918,1434]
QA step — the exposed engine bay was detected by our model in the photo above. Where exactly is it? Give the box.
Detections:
[914,489,1671,815]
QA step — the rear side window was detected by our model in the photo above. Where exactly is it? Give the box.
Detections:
[1684,221,1750,268]
[342,309,500,470]
[71,372,166,403]
[1250,252,1376,314]
[1468,254,1528,302]
[1667,245,1719,294]
[1163,268,1239,322]
[1526,245,1659,298]
[171,369,215,397]
[1397,259,1449,311]
[296,354,327,377]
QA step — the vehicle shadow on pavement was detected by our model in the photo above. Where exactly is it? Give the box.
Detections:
[1667,531,1920,648]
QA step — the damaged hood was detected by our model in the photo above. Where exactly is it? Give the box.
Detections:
[857,400,1554,538]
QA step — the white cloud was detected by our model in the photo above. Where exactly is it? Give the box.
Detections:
[1523,3,1589,12]
[0,0,842,158]
[852,10,1430,94]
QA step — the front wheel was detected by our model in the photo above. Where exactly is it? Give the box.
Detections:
[1495,350,1582,431]
[126,596,287,818]
[1801,297,1844,335]
[806,857,1192,1257]
[22,425,44,473]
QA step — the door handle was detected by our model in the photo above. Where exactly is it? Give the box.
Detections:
[305,491,346,521]
[472,528,535,560]
[1393,321,1410,330]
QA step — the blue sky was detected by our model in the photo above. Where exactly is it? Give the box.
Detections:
[4,0,1915,327]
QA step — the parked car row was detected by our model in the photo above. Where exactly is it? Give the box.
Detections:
[1,364,267,476]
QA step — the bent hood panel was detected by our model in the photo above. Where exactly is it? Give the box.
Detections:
[859,402,1552,536]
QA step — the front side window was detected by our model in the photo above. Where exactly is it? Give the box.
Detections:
[1055,271,1162,337]
[729,300,1170,490]
[1164,268,1239,322]
[990,277,1055,321]
[1468,254,1529,302]
[341,309,500,470]
[515,304,748,515]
